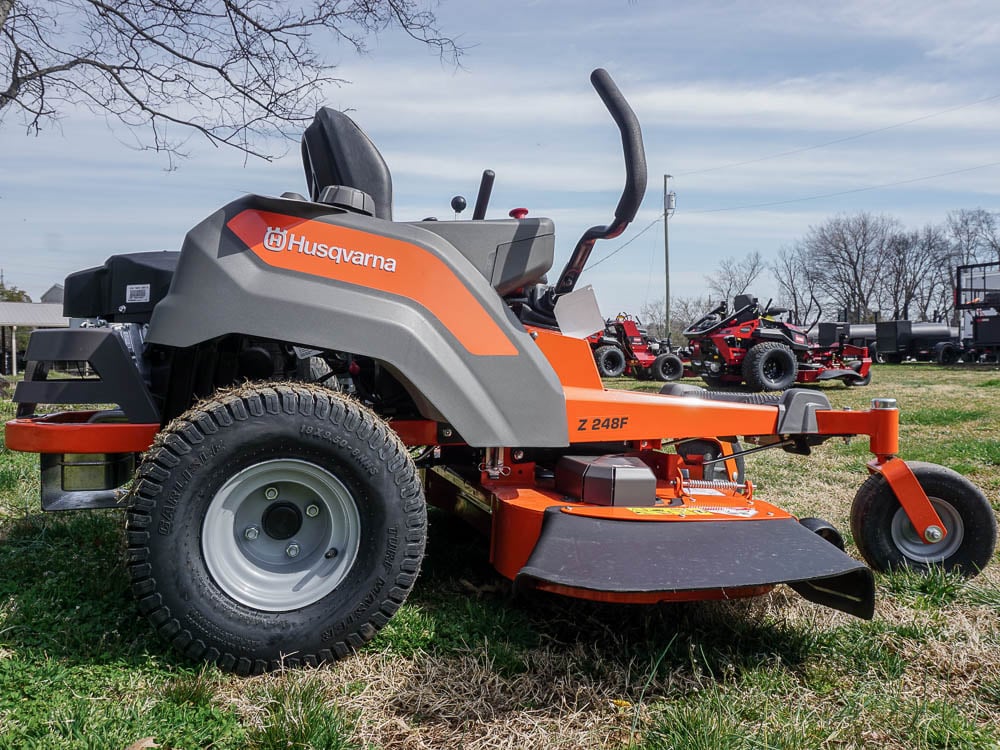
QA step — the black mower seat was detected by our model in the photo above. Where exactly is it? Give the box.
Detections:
[301,108,393,220]
[300,108,555,294]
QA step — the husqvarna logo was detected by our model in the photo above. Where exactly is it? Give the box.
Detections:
[264,226,288,252]
[262,226,398,273]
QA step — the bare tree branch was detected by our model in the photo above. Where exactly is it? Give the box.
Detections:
[770,243,822,327]
[1,0,464,159]
[704,250,764,303]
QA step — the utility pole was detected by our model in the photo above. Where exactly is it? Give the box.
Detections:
[663,175,676,342]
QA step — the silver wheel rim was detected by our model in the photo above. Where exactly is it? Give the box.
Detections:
[203,458,362,611]
[890,497,964,564]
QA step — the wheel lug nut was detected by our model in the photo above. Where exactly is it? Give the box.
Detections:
[325,548,338,559]
[285,542,300,558]
[264,486,279,500]
[305,504,320,518]
[924,525,944,543]
[244,526,260,541]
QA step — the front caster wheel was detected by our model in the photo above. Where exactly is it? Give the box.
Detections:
[652,353,685,382]
[850,462,996,575]
[845,368,872,387]
[126,383,426,674]
[594,345,627,377]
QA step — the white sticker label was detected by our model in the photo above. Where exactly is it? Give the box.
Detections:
[126,284,151,303]
[700,506,759,518]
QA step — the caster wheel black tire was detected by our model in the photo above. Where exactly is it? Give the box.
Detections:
[846,369,872,387]
[125,383,426,674]
[652,353,685,382]
[594,345,627,377]
[700,374,726,389]
[799,517,846,551]
[850,461,996,575]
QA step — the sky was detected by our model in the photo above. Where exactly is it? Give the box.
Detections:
[2,0,999,321]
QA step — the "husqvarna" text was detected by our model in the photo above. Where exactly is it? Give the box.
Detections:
[263,227,398,273]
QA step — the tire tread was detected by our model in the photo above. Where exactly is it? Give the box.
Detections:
[125,382,426,673]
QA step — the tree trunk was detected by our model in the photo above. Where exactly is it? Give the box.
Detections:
[0,0,13,32]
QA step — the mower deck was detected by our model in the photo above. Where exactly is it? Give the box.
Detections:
[519,508,874,618]
[423,464,875,618]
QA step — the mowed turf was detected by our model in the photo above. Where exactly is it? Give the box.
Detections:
[0,363,998,748]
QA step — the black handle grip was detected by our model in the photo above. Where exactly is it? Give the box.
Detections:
[590,68,647,225]
[472,169,495,220]
[552,70,648,297]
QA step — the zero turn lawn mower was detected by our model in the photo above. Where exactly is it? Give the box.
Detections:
[684,295,873,390]
[587,314,684,381]
[6,70,996,675]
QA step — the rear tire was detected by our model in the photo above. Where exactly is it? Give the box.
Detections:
[594,345,627,377]
[850,462,996,575]
[652,353,685,382]
[742,342,798,391]
[125,383,426,674]
[937,345,960,365]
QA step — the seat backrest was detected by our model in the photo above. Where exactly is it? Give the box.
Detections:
[301,108,393,220]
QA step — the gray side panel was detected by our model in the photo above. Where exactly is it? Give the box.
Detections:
[146,195,569,447]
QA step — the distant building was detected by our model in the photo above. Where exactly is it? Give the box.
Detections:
[41,284,65,305]
[0,301,68,376]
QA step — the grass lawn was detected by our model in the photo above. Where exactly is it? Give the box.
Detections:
[1,364,998,749]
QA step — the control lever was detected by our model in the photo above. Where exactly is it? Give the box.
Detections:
[472,170,495,220]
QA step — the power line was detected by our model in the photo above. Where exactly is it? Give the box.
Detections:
[676,91,1000,178]
[585,212,666,272]
[583,158,1000,268]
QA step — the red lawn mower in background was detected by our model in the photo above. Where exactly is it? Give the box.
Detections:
[587,313,684,381]
[684,295,872,391]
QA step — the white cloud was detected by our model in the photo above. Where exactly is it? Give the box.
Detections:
[833,0,1000,61]
[3,0,999,310]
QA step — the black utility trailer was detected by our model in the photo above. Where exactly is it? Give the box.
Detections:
[949,261,1000,363]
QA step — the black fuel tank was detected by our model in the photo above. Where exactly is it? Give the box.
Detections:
[64,251,179,322]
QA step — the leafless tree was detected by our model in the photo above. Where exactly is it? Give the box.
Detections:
[804,212,898,322]
[1,0,460,160]
[640,295,712,342]
[878,225,951,320]
[946,208,1000,266]
[704,250,764,303]
[770,242,821,328]
[638,298,666,339]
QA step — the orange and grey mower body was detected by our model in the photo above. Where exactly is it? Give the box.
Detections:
[6,70,995,674]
